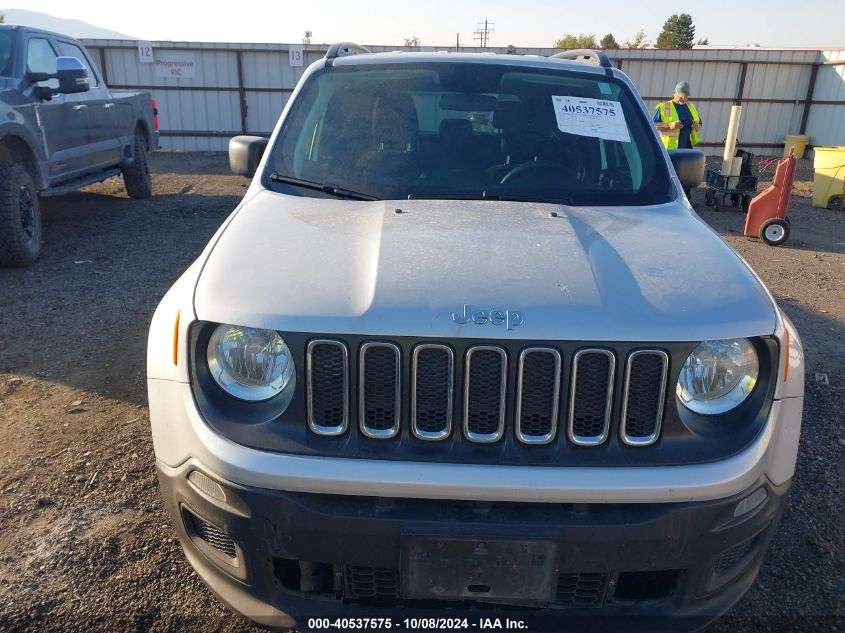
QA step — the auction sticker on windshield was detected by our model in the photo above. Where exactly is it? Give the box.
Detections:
[552,96,631,143]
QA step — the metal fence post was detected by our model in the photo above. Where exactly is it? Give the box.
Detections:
[236,51,248,133]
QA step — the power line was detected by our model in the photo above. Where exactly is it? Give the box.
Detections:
[474,20,495,48]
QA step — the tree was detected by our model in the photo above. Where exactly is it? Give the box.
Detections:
[696,38,710,46]
[0,14,4,23]
[600,33,619,49]
[656,13,696,48]
[403,36,421,47]
[554,33,597,49]
[623,30,650,49]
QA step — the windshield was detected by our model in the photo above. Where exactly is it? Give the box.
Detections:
[267,61,674,206]
[0,31,15,77]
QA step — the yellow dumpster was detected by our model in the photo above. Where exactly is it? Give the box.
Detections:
[784,134,810,159]
[812,146,845,209]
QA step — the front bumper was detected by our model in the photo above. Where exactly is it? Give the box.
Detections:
[158,459,790,631]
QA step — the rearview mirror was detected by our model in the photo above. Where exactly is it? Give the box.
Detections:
[668,149,706,192]
[439,93,498,112]
[56,57,90,94]
[229,136,269,177]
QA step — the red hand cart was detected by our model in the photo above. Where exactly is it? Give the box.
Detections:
[743,149,797,246]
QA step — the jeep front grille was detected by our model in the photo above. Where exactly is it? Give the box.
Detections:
[306,339,349,435]
[621,350,669,446]
[568,349,615,445]
[516,348,562,444]
[305,338,671,448]
[359,342,401,438]
[463,346,507,442]
[411,344,454,440]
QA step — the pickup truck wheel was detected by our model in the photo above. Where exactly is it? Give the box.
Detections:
[123,130,152,199]
[0,163,41,267]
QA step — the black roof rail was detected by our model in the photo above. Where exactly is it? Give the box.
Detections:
[550,49,612,69]
[325,42,372,60]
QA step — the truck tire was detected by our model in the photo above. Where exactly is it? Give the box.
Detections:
[123,129,152,199]
[0,163,42,267]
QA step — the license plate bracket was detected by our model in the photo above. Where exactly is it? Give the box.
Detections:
[400,535,558,603]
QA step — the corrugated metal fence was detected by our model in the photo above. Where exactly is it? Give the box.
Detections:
[81,40,845,155]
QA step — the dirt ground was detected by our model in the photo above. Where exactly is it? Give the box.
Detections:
[0,153,842,632]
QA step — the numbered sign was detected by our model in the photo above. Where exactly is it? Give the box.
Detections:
[551,96,630,143]
[289,45,305,67]
[137,41,154,64]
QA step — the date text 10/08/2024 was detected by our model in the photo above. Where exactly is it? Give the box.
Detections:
[307,618,529,630]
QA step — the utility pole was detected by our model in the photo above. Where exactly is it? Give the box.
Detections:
[456,33,460,51]
[474,20,494,48]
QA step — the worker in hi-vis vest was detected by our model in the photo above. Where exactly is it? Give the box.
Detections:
[653,81,702,150]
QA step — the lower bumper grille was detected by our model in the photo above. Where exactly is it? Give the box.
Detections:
[343,566,400,599]
[341,566,608,606]
[184,509,237,558]
[714,534,760,574]
[555,572,608,607]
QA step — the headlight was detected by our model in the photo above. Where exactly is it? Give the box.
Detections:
[207,324,294,401]
[676,339,759,415]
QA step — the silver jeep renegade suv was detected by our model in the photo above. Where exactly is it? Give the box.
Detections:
[147,44,804,630]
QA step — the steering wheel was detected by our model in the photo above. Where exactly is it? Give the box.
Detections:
[499,160,577,187]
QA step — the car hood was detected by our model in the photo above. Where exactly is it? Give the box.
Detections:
[194,191,778,341]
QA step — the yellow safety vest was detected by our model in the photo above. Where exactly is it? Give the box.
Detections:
[656,100,701,149]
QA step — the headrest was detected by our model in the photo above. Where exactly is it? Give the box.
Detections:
[371,93,419,149]
[492,101,523,130]
[439,118,473,139]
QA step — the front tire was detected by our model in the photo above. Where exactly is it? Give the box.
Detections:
[0,163,42,267]
[123,129,152,199]
[760,218,790,246]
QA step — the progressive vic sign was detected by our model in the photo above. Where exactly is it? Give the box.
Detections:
[154,52,197,78]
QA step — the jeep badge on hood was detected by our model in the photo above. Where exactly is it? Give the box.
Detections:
[452,304,524,330]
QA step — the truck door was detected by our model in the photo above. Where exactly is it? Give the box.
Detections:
[25,36,91,184]
[57,40,122,170]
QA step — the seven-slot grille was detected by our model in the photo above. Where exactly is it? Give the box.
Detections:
[306,339,669,447]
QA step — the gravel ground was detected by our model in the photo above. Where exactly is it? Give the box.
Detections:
[0,153,842,632]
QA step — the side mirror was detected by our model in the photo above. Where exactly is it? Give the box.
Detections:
[229,136,269,177]
[55,57,90,94]
[668,149,706,192]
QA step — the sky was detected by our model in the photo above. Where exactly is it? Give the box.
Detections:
[5,0,844,48]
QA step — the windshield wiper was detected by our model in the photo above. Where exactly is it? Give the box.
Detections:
[268,173,378,201]
[407,190,575,205]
